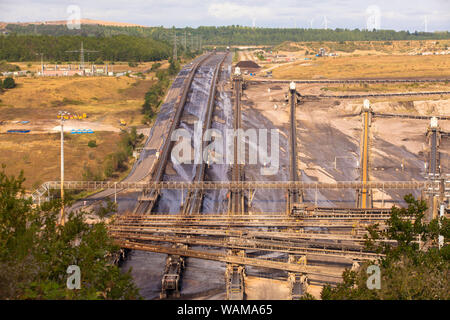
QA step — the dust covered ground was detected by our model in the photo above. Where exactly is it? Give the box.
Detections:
[243,82,450,208]
[120,68,449,300]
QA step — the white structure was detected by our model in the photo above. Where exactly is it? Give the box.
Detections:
[363,99,371,112]
[430,116,438,129]
[366,5,381,30]
[289,81,296,91]
[234,67,241,76]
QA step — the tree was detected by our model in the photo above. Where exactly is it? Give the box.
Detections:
[2,77,16,89]
[2,25,450,50]
[0,167,141,299]
[168,57,180,76]
[321,195,449,300]
[141,72,171,121]
[0,35,171,62]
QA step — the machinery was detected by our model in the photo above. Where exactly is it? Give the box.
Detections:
[289,273,309,300]
[225,264,245,300]
[160,255,185,299]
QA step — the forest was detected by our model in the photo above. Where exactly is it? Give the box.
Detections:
[2,24,450,62]
[195,26,450,45]
[4,23,450,45]
[0,34,171,62]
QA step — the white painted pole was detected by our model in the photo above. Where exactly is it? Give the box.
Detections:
[439,204,444,249]
[60,116,65,226]
[315,186,318,206]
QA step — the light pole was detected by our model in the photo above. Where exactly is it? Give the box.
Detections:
[439,204,444,249]
[58,111,70,225]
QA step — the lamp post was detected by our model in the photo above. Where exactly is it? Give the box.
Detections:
[58,111,70,225]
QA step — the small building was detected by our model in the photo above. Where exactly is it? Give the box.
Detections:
[3,70,28,77]
[235,60,261,74]
[41,69,83,76]
[38,64,110,77]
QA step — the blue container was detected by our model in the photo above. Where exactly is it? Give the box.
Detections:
[7,129,30,133]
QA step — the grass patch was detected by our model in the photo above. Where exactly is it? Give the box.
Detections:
[0,132,122,190]
[0,76,148,126]
[51,97,84,107]
[0,60,20,72]
[82,127,144,181]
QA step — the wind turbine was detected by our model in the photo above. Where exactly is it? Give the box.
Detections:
[309,18,314,29]
[423,15,428,32]
[322,15,331,29]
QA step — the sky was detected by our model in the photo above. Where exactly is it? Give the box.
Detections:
[1,0,449,32]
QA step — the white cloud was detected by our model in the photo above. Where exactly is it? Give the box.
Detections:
[208,2,271,20]
[0,0,448,31]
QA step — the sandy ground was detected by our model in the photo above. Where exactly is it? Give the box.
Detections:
[244,276,290,300]
[244,82,449,208]
[236,40,450,79]
[232,83,449,299]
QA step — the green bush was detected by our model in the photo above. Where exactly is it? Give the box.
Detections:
[168,58,180,76]
[150,62,161,71]
[101,128,141,178]
[2,77,16,89]
[322,195,449,300]
[87,140,97,148]
[0,168,141,299]
[141,74,170,121]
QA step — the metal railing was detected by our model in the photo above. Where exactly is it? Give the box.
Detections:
[33,179,444,192]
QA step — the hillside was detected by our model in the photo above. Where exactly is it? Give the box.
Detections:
[3,23,450,45]
[0,18,145,28]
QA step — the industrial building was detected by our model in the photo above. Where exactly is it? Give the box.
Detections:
[38,64,114,77]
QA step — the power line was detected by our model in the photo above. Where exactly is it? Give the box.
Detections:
[65,41,98,71]
[173,32,177,61]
